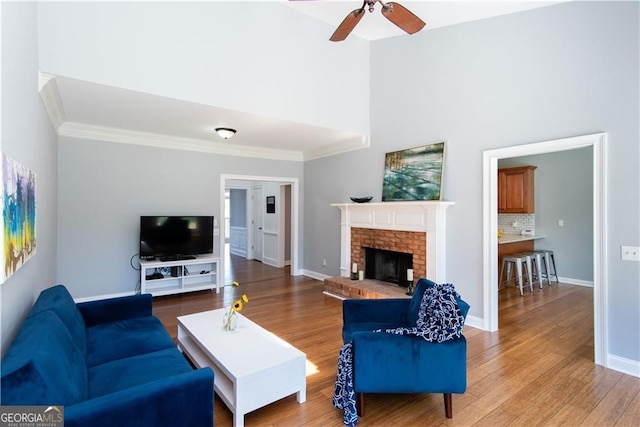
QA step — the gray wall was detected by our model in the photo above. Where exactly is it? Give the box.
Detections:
[230,189,247,228]
[305,2,639,362]
[1,2,58,356]
[499,147,594,282]
[57,137,303,299]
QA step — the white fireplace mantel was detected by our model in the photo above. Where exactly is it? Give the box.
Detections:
[331,201,454,283]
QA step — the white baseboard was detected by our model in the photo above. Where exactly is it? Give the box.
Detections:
[558,276,594,287]
[607,354,640,378]
[302,269,332,281]
[463,314,484,330]
[230,248,247,257]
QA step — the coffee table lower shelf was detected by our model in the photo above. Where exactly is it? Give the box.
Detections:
[177,309,306,427]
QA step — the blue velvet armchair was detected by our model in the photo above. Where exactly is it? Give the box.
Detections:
[342,279,470,419]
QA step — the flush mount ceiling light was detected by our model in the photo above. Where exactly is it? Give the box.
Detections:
[215,127,236,140]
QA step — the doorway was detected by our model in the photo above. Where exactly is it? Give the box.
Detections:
[220,174,299,287]
[482,133,607,367]
[251,185,264,262]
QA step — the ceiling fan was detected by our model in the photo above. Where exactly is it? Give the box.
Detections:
[329,0,426,42]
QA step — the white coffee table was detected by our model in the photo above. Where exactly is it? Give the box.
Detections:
[177,309,306,427]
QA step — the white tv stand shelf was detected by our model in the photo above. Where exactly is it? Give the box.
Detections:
[140,255,220,296]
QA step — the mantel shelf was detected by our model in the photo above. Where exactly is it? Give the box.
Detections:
[331,201,454,209]
[331,200,454,284]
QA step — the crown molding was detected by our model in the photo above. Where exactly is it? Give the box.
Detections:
[303,134,370,161]
[40,73,368,161]
[38,72,66,131]
[58,122,305,162]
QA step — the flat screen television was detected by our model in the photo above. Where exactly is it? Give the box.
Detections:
[140,216,214,261]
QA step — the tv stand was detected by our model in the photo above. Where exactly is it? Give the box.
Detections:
[140,255,220,296]
[159,254,198,262]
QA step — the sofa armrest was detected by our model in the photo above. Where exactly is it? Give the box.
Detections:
[343,298,410,326]
[77,294,152,327]
[65,368,214,427]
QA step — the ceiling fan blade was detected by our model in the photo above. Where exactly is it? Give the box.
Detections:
[330,8,365,42]
[381,2,426,35]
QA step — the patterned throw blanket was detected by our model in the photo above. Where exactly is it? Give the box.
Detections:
[332,283,465,426]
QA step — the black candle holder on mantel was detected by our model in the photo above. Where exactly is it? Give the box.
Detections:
[406,280,415,296]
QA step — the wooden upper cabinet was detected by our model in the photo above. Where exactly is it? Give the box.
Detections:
[497,166,537,213]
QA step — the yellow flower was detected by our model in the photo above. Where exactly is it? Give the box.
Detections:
[232,281,240,287]
[242,294,249,303]
[232,300,243,312]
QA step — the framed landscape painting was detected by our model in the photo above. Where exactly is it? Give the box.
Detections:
[382,142,445,202]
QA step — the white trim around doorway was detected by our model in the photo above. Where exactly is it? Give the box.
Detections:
[220,174,300,287]
[482,133,607,367]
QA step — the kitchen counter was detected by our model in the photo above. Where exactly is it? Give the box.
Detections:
[498,234,546,244]
[497,234,546,275]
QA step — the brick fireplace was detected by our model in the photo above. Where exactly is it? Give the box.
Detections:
[351,228,426,282]
[328,201,453,298]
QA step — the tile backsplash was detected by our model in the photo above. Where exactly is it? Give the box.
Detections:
[498,213,535,234]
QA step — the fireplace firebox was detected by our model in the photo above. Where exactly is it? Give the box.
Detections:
[365,247,413,286]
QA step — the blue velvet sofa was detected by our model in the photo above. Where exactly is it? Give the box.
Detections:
[342,279,470,418]
[1,285,214,427]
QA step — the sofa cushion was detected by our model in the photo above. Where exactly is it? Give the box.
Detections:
[85,316,176,368]
[88,348,193,399]
[0,311,88,405]
[29,284,87,355]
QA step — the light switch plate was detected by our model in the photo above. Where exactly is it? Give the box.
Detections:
[621,246,640,261]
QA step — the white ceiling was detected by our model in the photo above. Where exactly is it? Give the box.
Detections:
[43,1,563,161]
[285,0,562,41]
[46,75,366,161]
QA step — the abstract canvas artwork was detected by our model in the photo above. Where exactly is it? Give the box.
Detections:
[1,153,37,283]
[382,142,445,202]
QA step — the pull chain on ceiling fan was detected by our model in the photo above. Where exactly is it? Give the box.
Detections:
[329,0,426,42]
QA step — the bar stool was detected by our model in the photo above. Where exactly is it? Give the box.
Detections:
[533,249,558,284]
[521,251,545,288]
[500,253,533,296]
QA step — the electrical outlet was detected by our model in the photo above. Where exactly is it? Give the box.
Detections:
[621,246,640,261]
[558,219,564,227]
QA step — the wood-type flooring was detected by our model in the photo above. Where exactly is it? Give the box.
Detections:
[152,254,639,426]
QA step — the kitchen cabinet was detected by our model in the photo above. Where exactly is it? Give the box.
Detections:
[498,166,536,213]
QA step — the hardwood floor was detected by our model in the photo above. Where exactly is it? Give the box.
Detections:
[153,255,639,426]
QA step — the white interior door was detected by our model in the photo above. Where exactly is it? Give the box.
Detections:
[251,185,263,262]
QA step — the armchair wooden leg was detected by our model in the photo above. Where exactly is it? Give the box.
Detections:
[356,392,364,416]
[443,393,453,418]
